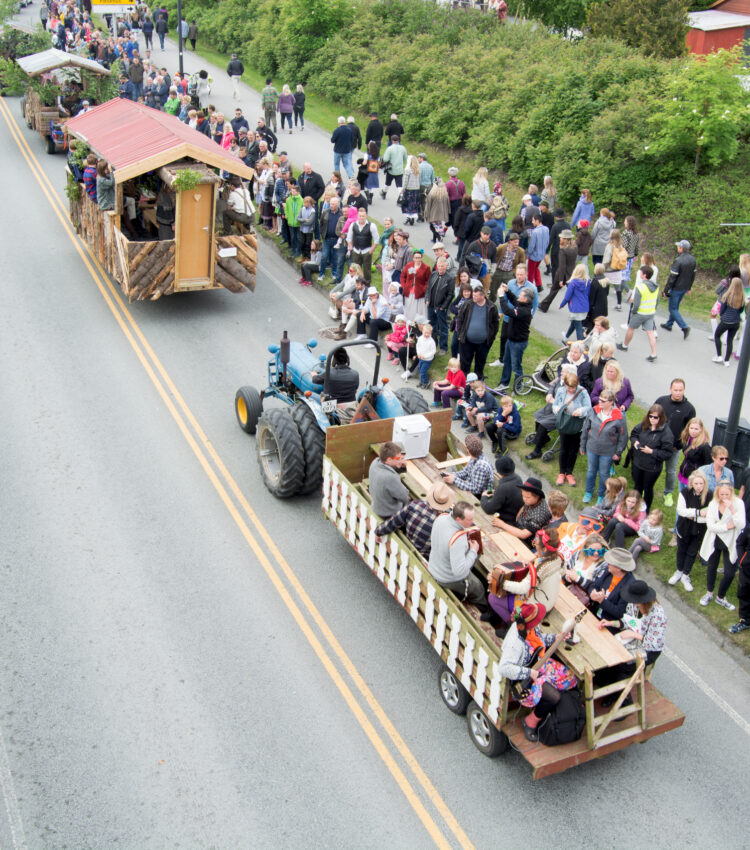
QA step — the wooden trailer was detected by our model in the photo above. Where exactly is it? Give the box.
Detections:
[322,410,685,778]
[17,49,111,154]
[65,98,257,301]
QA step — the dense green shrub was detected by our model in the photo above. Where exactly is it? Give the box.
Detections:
[165,0,750,275]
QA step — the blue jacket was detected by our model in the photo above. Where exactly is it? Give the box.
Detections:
[119,80,136,100]
[553,384,592,419]
[494,404,522,436]
[330,125,353,154]
[526,224,549,262]
[469,389,498,416]
[571,196,595,229]
[560,276,590,313]
[485,218,505,244]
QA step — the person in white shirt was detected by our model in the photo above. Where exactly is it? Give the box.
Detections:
[357,286,392,341]
[416,323,437,388]
[222,177,255,234]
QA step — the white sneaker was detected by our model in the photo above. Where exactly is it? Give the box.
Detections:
[699,592,713,606]
[401,370,411,380]
[620,323,629,330]
[668,570,683,585]
[711,355,723,363]
[715,596,736,610]
[707,333,715,340]
[355,334,367,340]
[724,360,731,368]
[681,574,694,592]
[640,500,647,512]
[488,359,502,367]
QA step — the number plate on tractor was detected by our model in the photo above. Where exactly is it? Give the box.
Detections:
[322,399,337,413]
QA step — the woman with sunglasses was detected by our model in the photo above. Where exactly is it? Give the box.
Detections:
[564,532,609,585]
[698,444,735,492]
[629,404,675,512]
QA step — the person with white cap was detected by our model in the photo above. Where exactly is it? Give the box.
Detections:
[660,240,696,339]
[357,286,392,341]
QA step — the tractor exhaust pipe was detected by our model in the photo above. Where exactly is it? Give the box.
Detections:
[280,330,290,383]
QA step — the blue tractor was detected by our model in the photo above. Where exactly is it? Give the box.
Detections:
[234,332,429,498]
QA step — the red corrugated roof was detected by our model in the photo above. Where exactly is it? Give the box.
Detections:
[65,98,253,182]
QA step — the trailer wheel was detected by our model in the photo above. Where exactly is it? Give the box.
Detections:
[438,667,470,715]
[514,375,534,396]
[291,403,326,495]
[525,433,536,446]
[542,449,556,463]
[46,135,56,155]
[256,408,305,498]
[235,386,262,434]
[394,387,429,415]
[466,702,509,757]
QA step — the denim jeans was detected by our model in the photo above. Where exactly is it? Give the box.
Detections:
[288,226,301,257]
[332,244,346,281]
[565,320,584,340]
[419,358,432,385]
[586,450,613,498]
[428,306,449,350]
[500,340,527,388]
[319,237,336,277]
[333,151,354,178]
[666,290,688,330]
[663,448,681,494]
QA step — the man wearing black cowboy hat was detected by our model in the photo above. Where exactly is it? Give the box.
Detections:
[491,476,551,540]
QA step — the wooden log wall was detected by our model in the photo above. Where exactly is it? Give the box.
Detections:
[126,239,176,301]
[214,234,257,293]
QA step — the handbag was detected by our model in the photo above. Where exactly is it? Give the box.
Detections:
[566,582,591,609]
[396,191,405,208]
[555,390,585,435]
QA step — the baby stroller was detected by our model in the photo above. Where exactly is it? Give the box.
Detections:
[513,345,569,396]
[187,72,201,109]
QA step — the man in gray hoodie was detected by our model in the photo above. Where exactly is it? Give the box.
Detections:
[616,265,659,361]
[368,442,409,518]
[427,502,486,605]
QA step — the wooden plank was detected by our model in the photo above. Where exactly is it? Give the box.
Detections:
[555,588,632,667]
[405,460,433,493]
[435,455,470,469]
[505,682,684,780]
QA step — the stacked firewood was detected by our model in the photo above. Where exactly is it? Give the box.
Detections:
[214,234,257,293]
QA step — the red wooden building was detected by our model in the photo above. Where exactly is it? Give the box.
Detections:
[687,0,750,54]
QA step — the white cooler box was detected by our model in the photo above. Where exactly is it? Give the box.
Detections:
[392,414,432,460]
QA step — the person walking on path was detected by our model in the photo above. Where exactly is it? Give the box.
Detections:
[661,240,696,339]
[331,116,354,179]
[712,277,745,366]
[155,12,168,50]
[365,112,383,151]
[526,213,549,292]
[293,85,306,130]
[277,85,295,133]
[187,20,198,50]
[380,136,407,201]
[227,53,244,100]
[261,78,279,131]
[616,265,659,361]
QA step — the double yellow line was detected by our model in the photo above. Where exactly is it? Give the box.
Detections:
[0,97,474,850]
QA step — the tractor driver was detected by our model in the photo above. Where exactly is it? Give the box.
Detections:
[312,346,359,404]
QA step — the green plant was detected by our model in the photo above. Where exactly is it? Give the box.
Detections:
[0,55,27,94]
[172,168,204,191]
[65,172,82,203]
[587,0,690,59]
[30,75,60,106]
[69,140,90,170]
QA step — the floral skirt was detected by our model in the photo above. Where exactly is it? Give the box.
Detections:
[520,659,578,708]
[403,189,420,216]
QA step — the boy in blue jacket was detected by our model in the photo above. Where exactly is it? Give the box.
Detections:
[464,380,499,438]
[486,395,522,455]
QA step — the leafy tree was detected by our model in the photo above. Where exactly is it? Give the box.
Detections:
[647,47,750,173]
[587,0,689,59]
[509,0,591,31]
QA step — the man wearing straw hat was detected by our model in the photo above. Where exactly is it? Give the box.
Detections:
[375,482,455,558]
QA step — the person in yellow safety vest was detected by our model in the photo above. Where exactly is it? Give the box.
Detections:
[616,265,659,362]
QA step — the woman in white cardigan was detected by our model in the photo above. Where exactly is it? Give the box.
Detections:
[699,482,746,610]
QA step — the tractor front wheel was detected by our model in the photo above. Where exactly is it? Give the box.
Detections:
[255,408,304,498]
[394,387,429,415]
[235,386,262,434]
[291,403,326,495]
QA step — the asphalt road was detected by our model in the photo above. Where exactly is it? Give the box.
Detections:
[0,33,749,850]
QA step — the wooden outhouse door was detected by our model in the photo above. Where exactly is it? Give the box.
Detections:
[175,184,214,289]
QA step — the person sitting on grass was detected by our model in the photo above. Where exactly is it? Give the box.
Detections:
[463,379,498,438]
[581,476,627,522]
[629,509,664,561]
[485,395,521,456]
[431,357,466,409]
[602,490,646,549]
[442,434,493,499]
[416,323,436,390]
[385,315,409,362]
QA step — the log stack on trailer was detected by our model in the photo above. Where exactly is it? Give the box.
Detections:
[64,98,257,301]
[322,410,685,778]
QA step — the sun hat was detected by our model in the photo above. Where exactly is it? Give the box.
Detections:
[604,548,636,572]
[426,481,455,511]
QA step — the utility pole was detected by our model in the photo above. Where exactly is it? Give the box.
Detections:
[176,0,183,76]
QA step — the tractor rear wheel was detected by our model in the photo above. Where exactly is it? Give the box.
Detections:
[235,386,262,434]
[394,387,429,415]
[291,403,326,495]
[255,408,304,498]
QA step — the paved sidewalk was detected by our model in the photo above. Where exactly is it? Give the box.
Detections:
[114,33,750,422]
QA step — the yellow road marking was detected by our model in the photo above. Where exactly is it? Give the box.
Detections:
[0,97,474,850]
